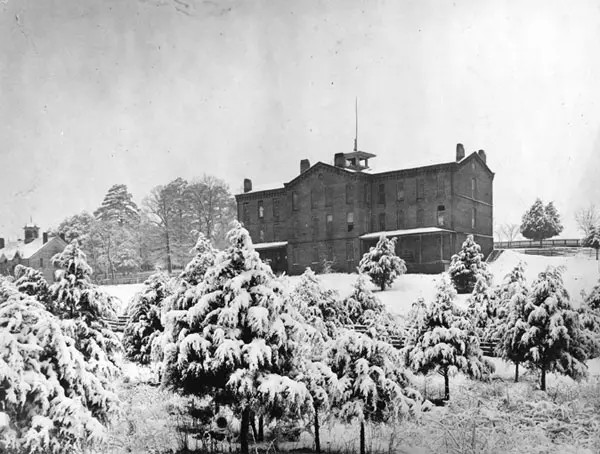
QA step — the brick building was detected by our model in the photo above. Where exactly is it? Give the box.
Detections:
[235,143,493,274]
[0,224,68,282]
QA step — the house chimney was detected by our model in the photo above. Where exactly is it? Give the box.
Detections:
[300,159,310,173]
[334,153,346,168]
[456,143,465,162]
[0,238,4,249]
[478,149,487,164]
[243,178,253,193]
[43,232,49,244]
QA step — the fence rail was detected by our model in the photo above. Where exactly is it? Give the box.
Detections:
[494,239,581,249]
[95,269,183,286]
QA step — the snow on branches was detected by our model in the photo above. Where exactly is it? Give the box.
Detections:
[358,235,406,291]
[123,272,173,364]
[448,234,491,293]
[0,279,119,454]
[402,274,493,400]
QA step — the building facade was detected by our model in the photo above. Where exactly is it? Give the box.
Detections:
[0,224,68,282]
[235,144,494,274]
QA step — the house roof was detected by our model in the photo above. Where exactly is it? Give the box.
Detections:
[359,227,455,240]
[0,236,66,261]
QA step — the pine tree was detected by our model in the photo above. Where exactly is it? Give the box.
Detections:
[13,264,52,308]
[94,184,140,226]
[448,234,491,293]
[467,274,498,337]
[358,235,406,291]
[0,279,119,454]
[49,241,121,382]
[582,224,600,260]
[328,330,420,454]
[402,274,493,400]
[579,279,600,359]
[520,198,564,245]
[123,272,172,364]
[491,262,530,382]
[162,223,311,454]
[520,266,588,390]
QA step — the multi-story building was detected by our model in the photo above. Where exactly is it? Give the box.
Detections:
[235,143,493,274]
[0,224,68,282]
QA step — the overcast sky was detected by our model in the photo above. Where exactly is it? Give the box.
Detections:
[1,0,599,240]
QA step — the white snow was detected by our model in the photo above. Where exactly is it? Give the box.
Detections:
[360,227,454,240]
[101,283,144,315]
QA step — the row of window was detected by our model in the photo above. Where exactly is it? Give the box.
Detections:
[291,241,355,265]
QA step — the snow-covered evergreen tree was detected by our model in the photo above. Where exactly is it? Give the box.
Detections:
[520,198,564,245]
[358,235,406,291]
[490,262,530,382]
[343,273,402,340]
[582,224,600,260]
[520,266,588,390]
[328,330,420,454]
[467,274,498,337]
[448,234,491,293]
[49,241,121,382]
[94,183,140,226]
[123,272,172,364]
[402,274,493,400]
[162,222,311,454]
[13,264,52,308]
[579,279,600,359]
[0,279,119,454]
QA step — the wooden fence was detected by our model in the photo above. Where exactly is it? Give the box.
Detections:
[494,239,581,249]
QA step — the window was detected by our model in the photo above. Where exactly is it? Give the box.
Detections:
[416,178,425,201]
[274,224,280,241]
[472,207,477,229]
[417,208,424,227]
[347,212,354,232]
[259,229,265,242]
[311,188,318,209]
[378,183,385,205]
[273,198,280,220]
[292,192,299,211]
[312,245,319,263]
[39,258,43,267]
[325,187,332,206]
[471,161,476,171]
[437,174,445,197]
[346,241,355,262]
[437,205,446,226]
[242,202,250,225]
[471,178,477,198]
[312,217,319,237]
[346,183,354,204]
[326,214,333,234]
[379,213,386,231]
[396,209,404,229]
[397,180,405,201]
[258,200,264,219]
[364,183,370,204]
[326,243,334,261]
[292,248,299,265]
[293,220,299,239]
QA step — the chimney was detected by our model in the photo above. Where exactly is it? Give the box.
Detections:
[243,178,253,193]
[456,143,465,162]
[0,238,4,250]
[300,159,310,173]
[334,153,346,168]
[43,232,49,244]
[478,149,487,164]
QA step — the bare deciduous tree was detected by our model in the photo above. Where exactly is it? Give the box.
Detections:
[495,223,521,242]
[575,204,599,237]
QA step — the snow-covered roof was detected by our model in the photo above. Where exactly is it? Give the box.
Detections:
[253,241,288,250]
[0,237,55,261]
[360,227,455,240]
[242,183,285,195]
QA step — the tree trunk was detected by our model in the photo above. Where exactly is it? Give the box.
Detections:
[165,228,172,274]
[360,421,366,454]
[314,406,321,453]
[240,407,250,454]
[596,248,599,261]
[258,415,264,442]
[540,366,546,391]
[444,368,450,401]
[514,362,519,383]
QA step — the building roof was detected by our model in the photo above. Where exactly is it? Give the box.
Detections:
[252,241,288,250]
[0,236,65,261]
[359,227,455,240]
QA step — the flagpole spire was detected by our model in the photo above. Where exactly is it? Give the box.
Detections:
[354,97,358,152]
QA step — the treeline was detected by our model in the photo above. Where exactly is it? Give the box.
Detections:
[53,175,236,279]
